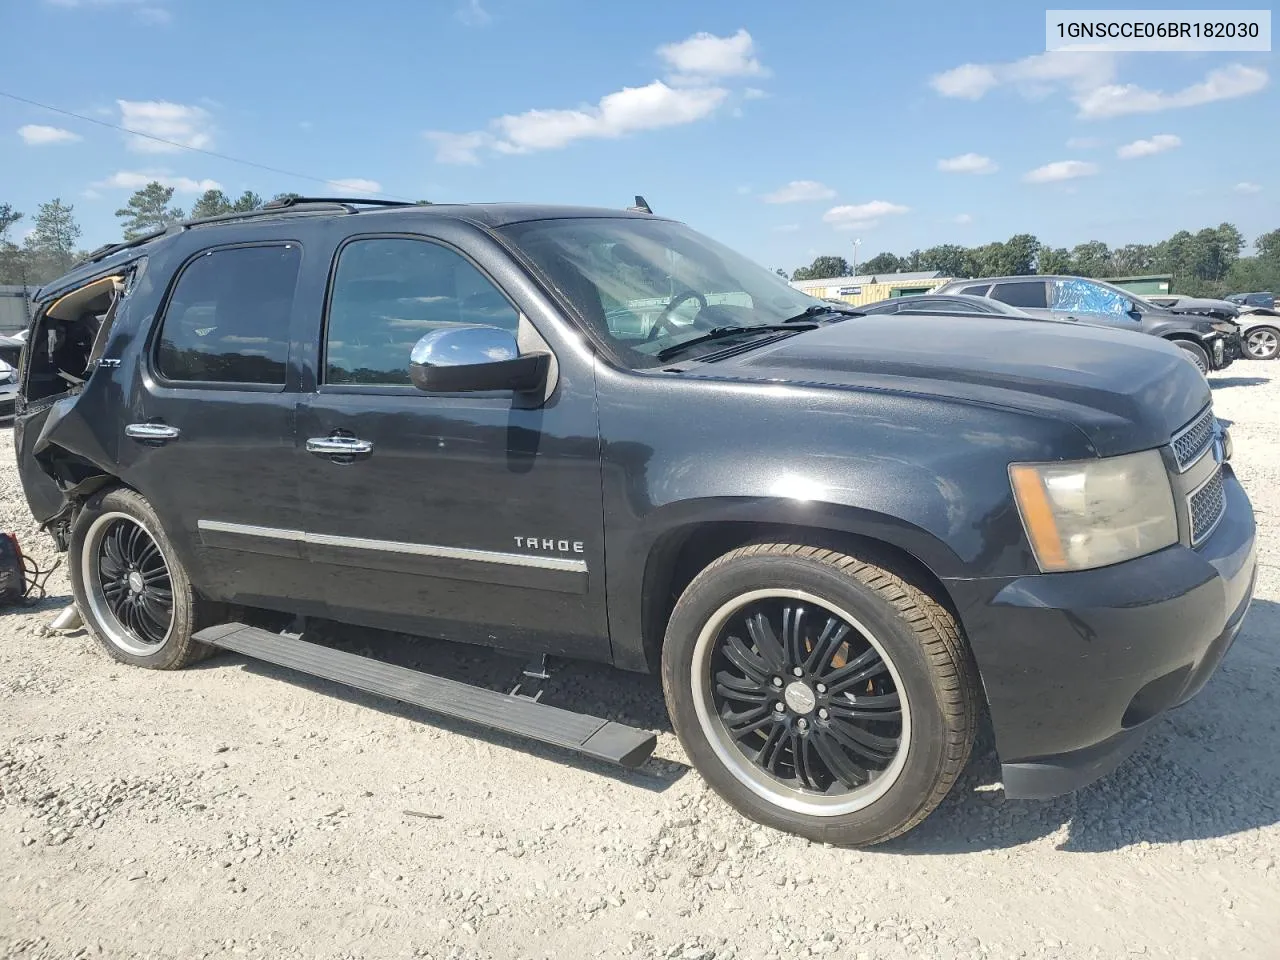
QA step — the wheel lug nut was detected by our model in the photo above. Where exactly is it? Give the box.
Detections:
[792,667,803,677]
[816,683,826,694]
[771,677,783,687]
[797,718,808,730]
[818,708,829,720]
[774,702,785,712]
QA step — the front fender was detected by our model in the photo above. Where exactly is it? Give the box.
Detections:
[597,368,1093,671]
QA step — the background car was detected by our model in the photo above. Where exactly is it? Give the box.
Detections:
[0,333,24,369]
[857,293,1035,318]
[0,357,18,420]
[1239,311,1280,360]
[1226,291,1275,309]
[937,275,1241,374]
[1145,294,1241,322]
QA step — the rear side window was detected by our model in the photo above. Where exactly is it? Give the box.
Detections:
[958,283,991,297]
[157,244,300,384]
[990,281,1047,309]
[325,237,519,386]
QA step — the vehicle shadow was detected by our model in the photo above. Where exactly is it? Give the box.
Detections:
[887,596,1280,854]
[1210,376,1270,389]
[195,613,689,793]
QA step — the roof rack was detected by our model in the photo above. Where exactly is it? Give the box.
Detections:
[73,197,417,268]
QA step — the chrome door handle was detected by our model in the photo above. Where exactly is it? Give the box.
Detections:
[125,423,181,442]
[306,436,373,456]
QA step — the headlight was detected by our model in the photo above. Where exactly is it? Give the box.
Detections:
[1008,449,1177,573]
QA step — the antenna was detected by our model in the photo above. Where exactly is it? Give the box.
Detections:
[628,195,653,214]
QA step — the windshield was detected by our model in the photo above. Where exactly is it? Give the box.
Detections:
[500,217,829,368]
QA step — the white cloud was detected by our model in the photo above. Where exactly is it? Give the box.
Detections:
[428,81,728,163]
[932,52,1116,101]
[1066,136,1102,149]
[657,28,763,80]
[1235,181,1262,194]
[1023,160,1099,184]
[936,152,998,174]
[93,170,221,193]
[930,63,998,99]
[1117,134,1181,159]
[117,99,213,153]
[1076,64,1267,119]
[822,200,909,231]
[954,213,973,224]
[18,124,81,145]
[327,178,382,194]
[743,87,767,100]
[455,0,490,26]
[762,180,836,204]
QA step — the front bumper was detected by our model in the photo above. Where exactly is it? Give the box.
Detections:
[946,466,1257,799]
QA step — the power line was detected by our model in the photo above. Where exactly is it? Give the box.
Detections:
[0,90,413,202]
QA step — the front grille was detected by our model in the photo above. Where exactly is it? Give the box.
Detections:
[1189,467,1226,545]
[1172,408,1215,471]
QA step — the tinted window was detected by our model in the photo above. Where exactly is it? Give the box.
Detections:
[911,298,976,314]
[325,238,519,386]
[860,300,900,315]
[157,244,300,384]
[990,281,1047,309]
[1051,278,1132,316]
[959,283,991,297]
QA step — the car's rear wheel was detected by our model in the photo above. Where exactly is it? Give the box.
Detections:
[662,542,980,846]
[1245,325,1279,360]
[1174,339,1210,374]
[69,487,217,670]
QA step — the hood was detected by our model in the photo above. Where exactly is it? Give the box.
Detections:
[687,315,1209,457]
[1159,297,1240,322]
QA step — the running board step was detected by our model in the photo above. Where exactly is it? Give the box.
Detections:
[194,623,656,769]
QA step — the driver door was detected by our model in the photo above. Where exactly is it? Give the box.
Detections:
[292,227,611,661]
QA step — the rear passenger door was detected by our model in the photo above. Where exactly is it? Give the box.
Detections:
[987,280,1053,319]
[292,226,610,661]
[123,240,313,609]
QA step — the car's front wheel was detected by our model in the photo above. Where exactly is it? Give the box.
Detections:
[1173,339,1211,375]
[69,487,217,670]
[662,542,980,846]
[1245,325,1279,361]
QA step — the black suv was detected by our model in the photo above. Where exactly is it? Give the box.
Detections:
[936,275,1243,374]
[14,199,1257,846]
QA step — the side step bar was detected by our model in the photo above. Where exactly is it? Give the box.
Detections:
[194,623,657,769]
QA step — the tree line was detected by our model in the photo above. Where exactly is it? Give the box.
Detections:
[789,223,1280,299]
[0,183,309,286]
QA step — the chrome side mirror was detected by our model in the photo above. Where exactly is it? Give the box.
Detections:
[408,325,549,394]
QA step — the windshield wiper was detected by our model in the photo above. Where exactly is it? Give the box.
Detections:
[656,323,817,362]
[780,304,863,323]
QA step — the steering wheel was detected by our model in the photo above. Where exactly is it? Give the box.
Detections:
[647,288,708,341]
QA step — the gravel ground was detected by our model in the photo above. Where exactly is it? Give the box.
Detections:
[1,361,1278,960]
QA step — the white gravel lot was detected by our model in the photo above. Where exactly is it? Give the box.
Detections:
[1,361,1278,960]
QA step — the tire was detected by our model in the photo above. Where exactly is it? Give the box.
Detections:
[1173,339,1210,375]
[661,542,980,846]
[1245,325,1280,361]
[69,486,218,670]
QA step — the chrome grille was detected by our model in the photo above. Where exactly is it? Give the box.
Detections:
[1172,408,1215,471]
[1189,467,1226,545]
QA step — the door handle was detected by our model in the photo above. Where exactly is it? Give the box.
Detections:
[306,436,373,457]
[125,423,181,443]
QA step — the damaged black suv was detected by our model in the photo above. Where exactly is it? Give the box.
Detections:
[14,198,1257,846]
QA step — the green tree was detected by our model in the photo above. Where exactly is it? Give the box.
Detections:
[918,244,971,277]
[1069,241,1111,277]
[859,252,906,275]
[23,198,82,280]
[190,189,233,220]
[1037,246,1073,275]
[231,190,264,212]
[0,203,25,284]
[1109,243,1154,276]
[115,182,185,240]
[1255,228,1280,262]
[791,255,852,281]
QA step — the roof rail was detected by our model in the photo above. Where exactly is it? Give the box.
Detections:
[73,197,417,268]
[260,196,414,212]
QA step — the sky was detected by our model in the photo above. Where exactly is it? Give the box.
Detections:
[1,0,1276,272]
